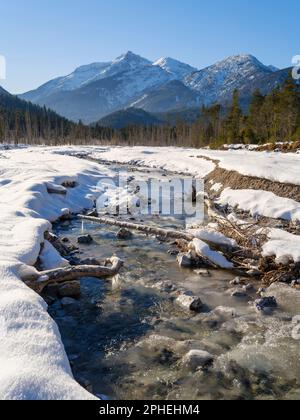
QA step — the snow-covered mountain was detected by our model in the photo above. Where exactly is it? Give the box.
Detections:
[20,52,286,124]
[0,85,10,96]
[153,57,197,80]
[184,54,274,105]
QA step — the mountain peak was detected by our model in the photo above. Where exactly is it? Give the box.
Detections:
[153,57,197,79]
[113,51,151,66]
[215,54,272,71]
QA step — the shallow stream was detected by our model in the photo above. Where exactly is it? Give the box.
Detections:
[49,164,300,400]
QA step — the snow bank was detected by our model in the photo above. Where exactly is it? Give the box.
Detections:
[39,241,69,271]
[191,239,234,269]
[188,228,237,248]
[218,188,300,222]
[199,149,300,186]
[0,148,113,400]
[262,229,300,264]
[87,146,215,178]
[47,145,300,186]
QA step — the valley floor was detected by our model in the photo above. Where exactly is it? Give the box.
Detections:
[0,145,299,400]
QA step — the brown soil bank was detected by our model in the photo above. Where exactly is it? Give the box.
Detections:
[206,167,300,202]
[256,141,300,153]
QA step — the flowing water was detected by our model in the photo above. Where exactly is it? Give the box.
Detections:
[48,164,300,400]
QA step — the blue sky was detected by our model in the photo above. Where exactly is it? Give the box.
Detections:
[1,0,299,93]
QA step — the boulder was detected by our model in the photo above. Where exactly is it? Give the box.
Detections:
[182,350,214,370]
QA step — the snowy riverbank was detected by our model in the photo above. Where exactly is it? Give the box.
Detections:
[0,148,116,399]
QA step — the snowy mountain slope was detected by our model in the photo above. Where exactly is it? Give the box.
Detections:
[153,57,197,80]
[21,62,112,103]
[0,85,10,96]
[36,62,174,123]
[21,52,151,103]
[130,80,200,113]
[20,52,286,123]
[184,54,274,105]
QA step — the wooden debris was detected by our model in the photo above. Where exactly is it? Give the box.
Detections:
[23,256,124,294]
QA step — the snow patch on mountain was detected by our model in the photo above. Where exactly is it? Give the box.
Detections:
[153,57,197,80]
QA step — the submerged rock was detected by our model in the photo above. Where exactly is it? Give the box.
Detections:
[177,253,193,268]
[117,228,133,240]
[194,269,211,277]
[58,281,81,299]
[77,234,93,244]
[181,350,214,370]
[229,288,248,298]
[213,306,237,320]
[61,297,80,309]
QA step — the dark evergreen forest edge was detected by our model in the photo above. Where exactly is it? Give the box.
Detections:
[1,74,299,148]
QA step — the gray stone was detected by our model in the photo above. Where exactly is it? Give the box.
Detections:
[117,228,133,240]
[230,277,242,286]
[176,292,203,313]
[177,254,192,268]
[255,296,277,314]
[58,281,81,299]
[86,209,98,217]
[194,269,211,277]
[243,284,254,292]
[230,288,248,298]
[77,234,93,244]
[182,350,214,370]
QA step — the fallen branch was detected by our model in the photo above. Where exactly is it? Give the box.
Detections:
[78,215,234,254]
[23,256,124,294]
[78,214,263,274]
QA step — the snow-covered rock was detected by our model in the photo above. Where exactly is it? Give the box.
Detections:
[181,350,214,370]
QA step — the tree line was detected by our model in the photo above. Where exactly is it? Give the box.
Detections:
[0,93,114,145]
[1,74,299,147]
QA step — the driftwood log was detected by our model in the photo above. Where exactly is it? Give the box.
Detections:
[23,256,124,294]
[78,214,236,255]
[78,212,263,274]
